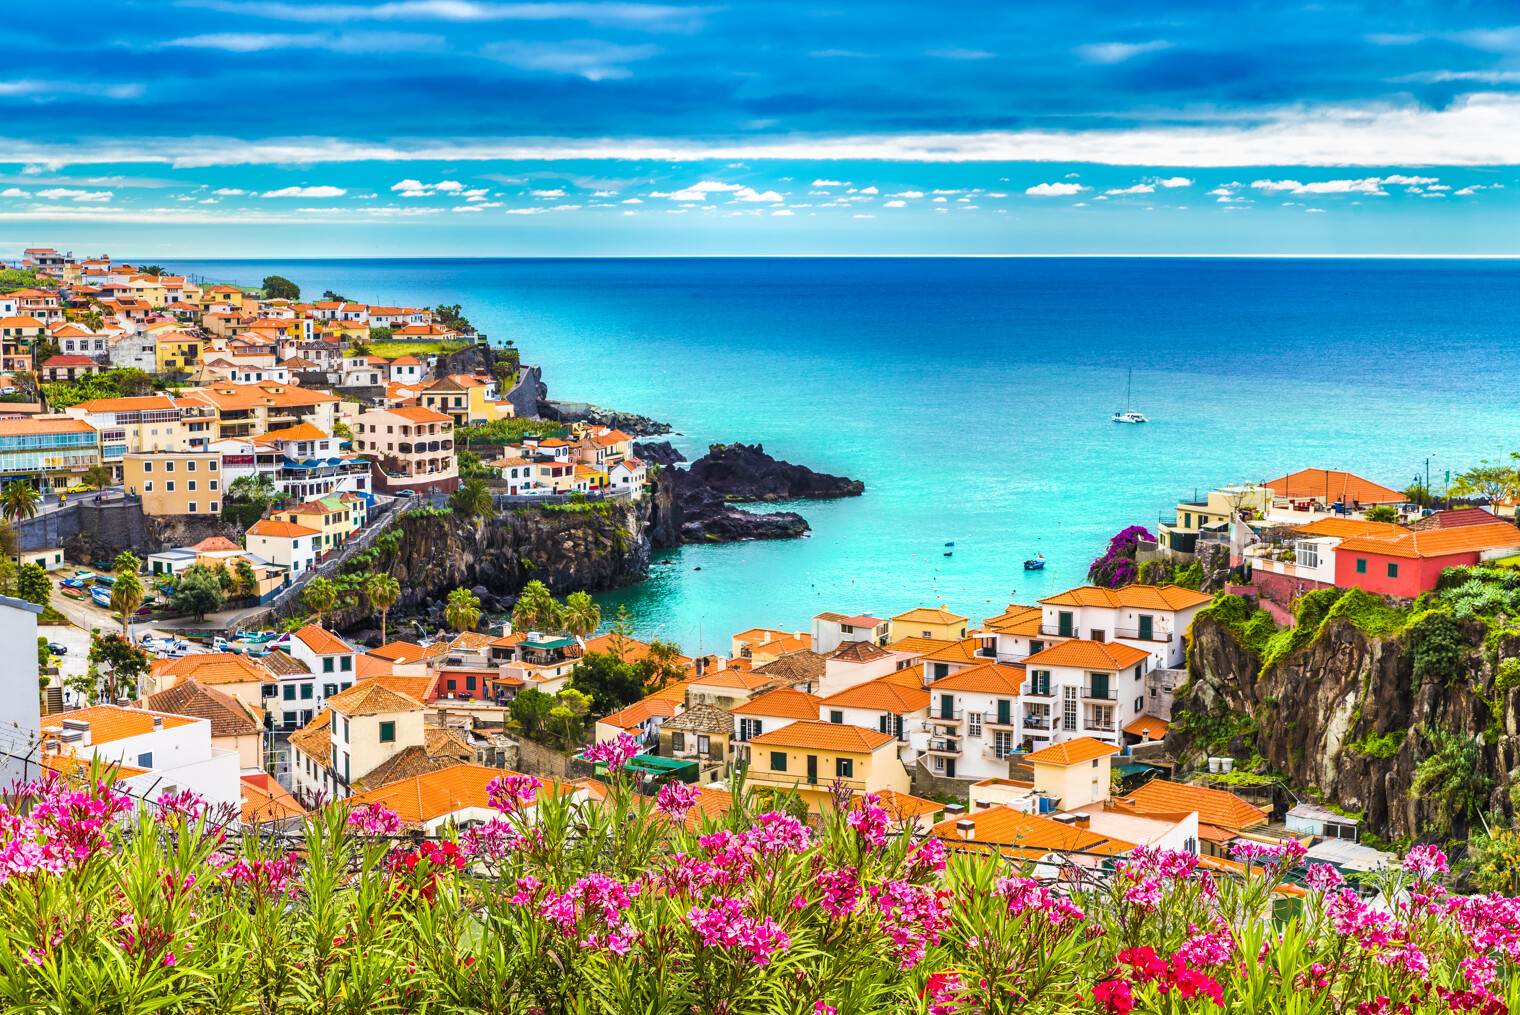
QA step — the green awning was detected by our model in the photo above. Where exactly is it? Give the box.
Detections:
[1114,762,1158,776]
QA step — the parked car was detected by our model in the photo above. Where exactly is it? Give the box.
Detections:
[46,642,66,655]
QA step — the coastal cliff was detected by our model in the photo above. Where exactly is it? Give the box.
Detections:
[685,442,865,501]
[328,499,650,634]
[1169,594,1520,843]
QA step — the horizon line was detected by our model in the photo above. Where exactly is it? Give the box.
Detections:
[103,252,1520,261]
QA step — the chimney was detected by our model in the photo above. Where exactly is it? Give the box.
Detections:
[943,802,965,818]
[1072,812,1091,830]
[1051,813,1078,825]
[955,819,975,841]
[152,715,164,731]
[62,718,91,747]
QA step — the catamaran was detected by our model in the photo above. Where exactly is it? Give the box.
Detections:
[1112,368,1148,423]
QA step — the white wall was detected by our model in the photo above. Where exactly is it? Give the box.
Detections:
[0,596,42,786]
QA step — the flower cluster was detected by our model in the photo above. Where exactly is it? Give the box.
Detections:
[486,772,543,814]
[655,781,702,818]
[347,803,403,837]
[685,895,791,966]
[578,732,641,773]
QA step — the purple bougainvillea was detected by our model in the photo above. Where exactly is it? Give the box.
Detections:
[1087,525,1155,588]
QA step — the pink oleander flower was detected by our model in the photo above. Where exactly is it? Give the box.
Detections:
[846,794,889,849]
[685,896,792,965]
[655,781,702,817]
[815,865,862,918]
[1304,863,1344,893]
[1326,888,1395,949]
[1124,877,1163,910]
[155,788,207,822]
[1461,955,1498,990]
[1093,980,1135,1015]
[347,803,403,837]
[579,732,642,773]
[746,810,812,857]
[460,817,524,860]
[906,836,948,877]
[486,773,543,814]
[1403,844,1449,879]
[1176,923,1236,967]
[1375,942,1430,980]
[871,879,952,969]
[814,1003,837,1015]
[162,952,177,968]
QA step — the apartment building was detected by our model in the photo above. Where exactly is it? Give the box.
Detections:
[0,418,101,490]
[181,381,340,440]
[353,405,459,495]
[121,451,223,515]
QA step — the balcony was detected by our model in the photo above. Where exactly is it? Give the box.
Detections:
[1114,627,1172,643]
[1039,625,1075,638]
[1083,687,1117,701]
[748,769,866,792]
[983,744,1016,761]
[925,739,961,756]
[1084,722,1116,733]
[983,714,1017,729]
[930,708,963,723]
[1021,684,1054,698]
[1022,717,1051,730]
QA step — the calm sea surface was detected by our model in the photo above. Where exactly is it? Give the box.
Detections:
[157,258,1520,653]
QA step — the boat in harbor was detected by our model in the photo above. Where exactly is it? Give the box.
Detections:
[1023,555,1046,570]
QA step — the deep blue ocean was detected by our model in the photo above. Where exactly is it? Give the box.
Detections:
[155,258,1520,653]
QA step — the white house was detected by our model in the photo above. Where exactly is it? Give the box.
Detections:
[388,355,424,383]
[819,640,916,697]
[918,662,1028,782]
[1037,585,1213,670]
[812,612,890,655]
[0,594,43,787]
[246,518,322,574]
[41,705,241,810]
[817,677,929,766]
[288,626,357,691]
[608,457,647,498]
[1021,639,1152,751]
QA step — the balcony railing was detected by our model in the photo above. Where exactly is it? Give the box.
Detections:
[983,744,1016,760]
[1084,722,1116,733]
[1114,627,1172,642]
[926,739,961,755]
[984,715,1017,729]
[1022,717,1051,730]
[1039,625,1074,638]
[1083,688,1117,701]
[1021,684,1053,697]
[931,708,963,722]
[747,769,866,792]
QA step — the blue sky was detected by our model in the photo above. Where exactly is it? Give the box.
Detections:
[1,0,1519,254]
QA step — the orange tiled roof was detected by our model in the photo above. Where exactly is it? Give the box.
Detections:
[240,772,306,826]
[1123,716,1170,739]
[1265,469,1403,504]
[690,668,770,691]
[263,422,329,442]
[190,536,241,552]
[919,637,984,666]
[582,633,693,667]
[749,719,895,753]
[1038,584,1213,611]
[1335,522,1520,560]
[981,603,1044,636]
[819,678,929,713]
[871,789,947,820]
[641,679,691,705]
[0,418,94,436]
[152,652,271,687]
[41,705,200,745]
[892,606,968,625]
[327,682,421,716]
[370,641,427,664]
[1295,518,1408,539]
[928,662,1025,695]
[292,625,352,656]
[929,805,1135,858]
[830,640,892,663]
[885,635,955,657]
[1118,779,1269,831]
[1024,737,1121,766]
[729,687,823,721]
[143,679,262,737]
[683,786,735,829]
[359,673,438,703]
[385,406,453,424]
[247,518,322,539]
[349,764,565,825]
[598,697,679,728]
[1023,639,1150,671]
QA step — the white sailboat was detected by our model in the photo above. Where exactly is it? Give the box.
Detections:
[1112,368,1148,423]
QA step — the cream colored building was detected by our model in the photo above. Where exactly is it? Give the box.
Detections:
[1023,737,1120,811]
[352,404,458,495]
[747,719,910,797]
[122,451,223,516]
[889,606,969,643]
[318,682,426,799]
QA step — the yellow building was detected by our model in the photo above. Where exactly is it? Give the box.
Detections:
[156,331,204,373]
[278,494,363,554]
[323,682,426,794]
[121,451,223,516]
[747,719,910,798]
[889,605,969,643]
[1022,737,1121,811]
[181,381,340,440]
[420,374,515,427]
[200,285,246,309]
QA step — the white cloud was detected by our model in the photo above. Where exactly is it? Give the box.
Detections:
[591,189,616,196]
[932,196,947,202]
[891,190,924,198]
[931,189,961,194]
[654,180,782,202]
[180,0,719,32]
[504,207,548,215]
[165,30,436,53]
[1075,40,1170,64]
[928,47,994,60]
[883,200,906,207]
[1250,177,1387,195]
[434,180,465,192]
[481,39,658,80]
[1248,179,1301,192]
[531,188,566,197]
[1158,177,1192,187]
[858,186,878,195]
[1455,185,1486,195]
[1427,184,1452,190]
[262,185,346,198]
[1105,184,1155,195]
[771,209,793,216]
[1025,182,1087,196]
[0,188,28,197]
[853,213,875,218]
[1382,174,1440,185]
[1206,187,1235,196]
[812,178,846,187]
[1306,208,1326,212]
[453,205,484,212]
[37,188,113,202]
[213,187,246,195]
[621,197,643,204]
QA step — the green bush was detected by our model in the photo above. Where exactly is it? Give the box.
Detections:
[1347,729,1406,759]
[1409,610,1467,686]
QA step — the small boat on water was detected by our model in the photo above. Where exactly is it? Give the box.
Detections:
[944,541,955,547]
[1023,555,1046,571]
[943,551,953,557]
[1112,368,1148,424]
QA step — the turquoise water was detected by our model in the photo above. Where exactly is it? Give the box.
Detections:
[159,258,1520,653]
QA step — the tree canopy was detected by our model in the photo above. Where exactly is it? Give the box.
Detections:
[567,651,648,714]
[261,275,300,301]
[170,565,224,621]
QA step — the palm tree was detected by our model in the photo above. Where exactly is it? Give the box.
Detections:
[80,311,104,332]
[562,590,600,640]
[302,576,337,628]
[1,482,40,563]
[512,579,558,633]
[450,478,493,517]
[111,572,144,640]
[445,587,482,633]
[367,573,401,644]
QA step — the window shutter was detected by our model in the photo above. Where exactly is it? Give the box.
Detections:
[997,699,1011,725]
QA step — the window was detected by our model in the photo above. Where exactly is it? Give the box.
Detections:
[1387,562,1399,579]
[323,683,337,697]
[835,757,854,778]
[1136,696,1144,712]
[829,710,844,724]
[210,502,218,512]
[380,721,396,743]
[262,683,278,698]
[165,481,174,492]
[165,461,174,472]
[301,683,313,699]
[187,503,196,513]
[697,734,710,755]
[934,756,944,771]
[187,461,196,471]
[1057,611,1074,637]
[143,482,152,492]
[341,656,352,671]
[138,752,152,768]
[209,480,218,491]
[283,684,296,701]
[324,657,335,673]
[967,712,982,737]
[343,718,350,742]
[208,461,217,471]
[770,751,787,772]
[993,730,1014,758]
[142,462,152,473]
[466,675,476,691]
[1063,686,1078,731]
[1356,557,1367,574]
[187,480,196,491]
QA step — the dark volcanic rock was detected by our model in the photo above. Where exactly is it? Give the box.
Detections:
[683,443,864,502]
[653,479,808,547]
[537,399,672,436]
[633,440,686,466]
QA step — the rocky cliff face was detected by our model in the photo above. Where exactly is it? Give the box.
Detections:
[327,499,651,633]
[1171,611,1520,842]
[537,399,671,436]
[683,443,864,502]
[650,473,807,548]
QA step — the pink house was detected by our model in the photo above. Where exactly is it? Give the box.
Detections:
[1333,522,1520,597]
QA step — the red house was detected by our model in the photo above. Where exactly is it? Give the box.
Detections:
[1333,522,1520,597]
